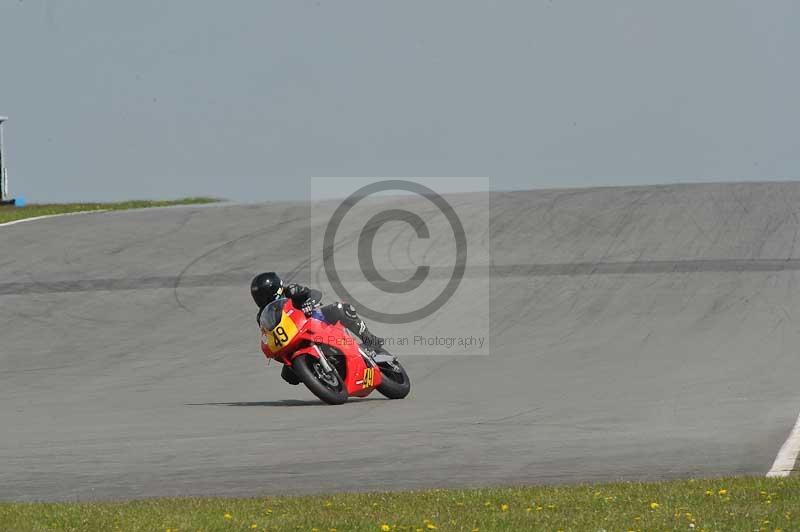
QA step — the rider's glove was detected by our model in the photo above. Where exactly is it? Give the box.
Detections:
[300,299,319,315]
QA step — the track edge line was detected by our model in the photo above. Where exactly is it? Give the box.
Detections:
[0,210,108,228]
[767,411,800,477]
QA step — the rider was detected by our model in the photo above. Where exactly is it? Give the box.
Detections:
[250,271,384,349]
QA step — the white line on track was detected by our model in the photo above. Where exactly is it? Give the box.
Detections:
[767,411,800,477]
[0,210,106,228]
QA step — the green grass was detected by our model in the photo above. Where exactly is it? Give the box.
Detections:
[0,197,220,224]
[0,476,797,531]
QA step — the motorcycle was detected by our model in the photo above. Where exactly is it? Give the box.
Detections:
[259,298,411,405]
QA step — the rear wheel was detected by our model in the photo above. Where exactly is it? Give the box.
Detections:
[376,353,411,400]
[292,354,348,405]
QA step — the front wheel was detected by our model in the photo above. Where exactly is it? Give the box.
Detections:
[292,354,348,405]
[376,355,411,400]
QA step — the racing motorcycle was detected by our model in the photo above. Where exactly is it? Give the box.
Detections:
[259,298,411,405]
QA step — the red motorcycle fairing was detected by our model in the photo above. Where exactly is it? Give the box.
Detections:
[260,299,382,397]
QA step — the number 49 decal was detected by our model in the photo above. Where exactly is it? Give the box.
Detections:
[272,326,289,346]
[362,367,375,389]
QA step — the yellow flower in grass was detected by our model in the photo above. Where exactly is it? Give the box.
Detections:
[426,524,437,530]
[224,513,233,520]
[500,503,509,512]
[251,525,258,530]
[650,502,660,510]
[381,526,391,532]
[718,489,728,496]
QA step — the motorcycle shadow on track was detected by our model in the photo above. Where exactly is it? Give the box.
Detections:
[186,397,386,408]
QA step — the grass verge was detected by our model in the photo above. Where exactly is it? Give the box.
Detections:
[0,197,220,224]
[0,476,797,531]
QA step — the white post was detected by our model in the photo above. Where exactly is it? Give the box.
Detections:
[0,117,7,202]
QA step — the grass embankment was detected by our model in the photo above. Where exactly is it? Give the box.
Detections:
[0,476,796,532]
[0,198,220,224]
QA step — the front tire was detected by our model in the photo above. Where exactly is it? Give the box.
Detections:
[292,354,348,405]
[376,355,411,400]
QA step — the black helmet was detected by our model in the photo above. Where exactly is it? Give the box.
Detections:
[250,272,284,308]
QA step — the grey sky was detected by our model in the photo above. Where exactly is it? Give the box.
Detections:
[1,0,798,203]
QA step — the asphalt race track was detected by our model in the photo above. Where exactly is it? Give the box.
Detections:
[2,182,800,501]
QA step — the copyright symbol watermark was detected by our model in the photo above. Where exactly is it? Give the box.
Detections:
[310,177,490,355]
[322,180,466,324]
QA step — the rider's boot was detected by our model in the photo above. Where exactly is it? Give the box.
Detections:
[342,303,384,349]
[281,364,301,385]
[359,327,384,349]
[351,318,384,350]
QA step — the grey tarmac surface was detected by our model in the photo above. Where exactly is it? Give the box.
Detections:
[1,182,800,501]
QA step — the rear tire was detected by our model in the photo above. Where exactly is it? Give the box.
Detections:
[376,354,411,400]
[292,354,348,405]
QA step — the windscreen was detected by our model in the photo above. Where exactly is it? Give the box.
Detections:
[259,298,287,331]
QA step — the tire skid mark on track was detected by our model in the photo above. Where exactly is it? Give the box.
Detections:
[5,258,800,296]
[170,212,307,312]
